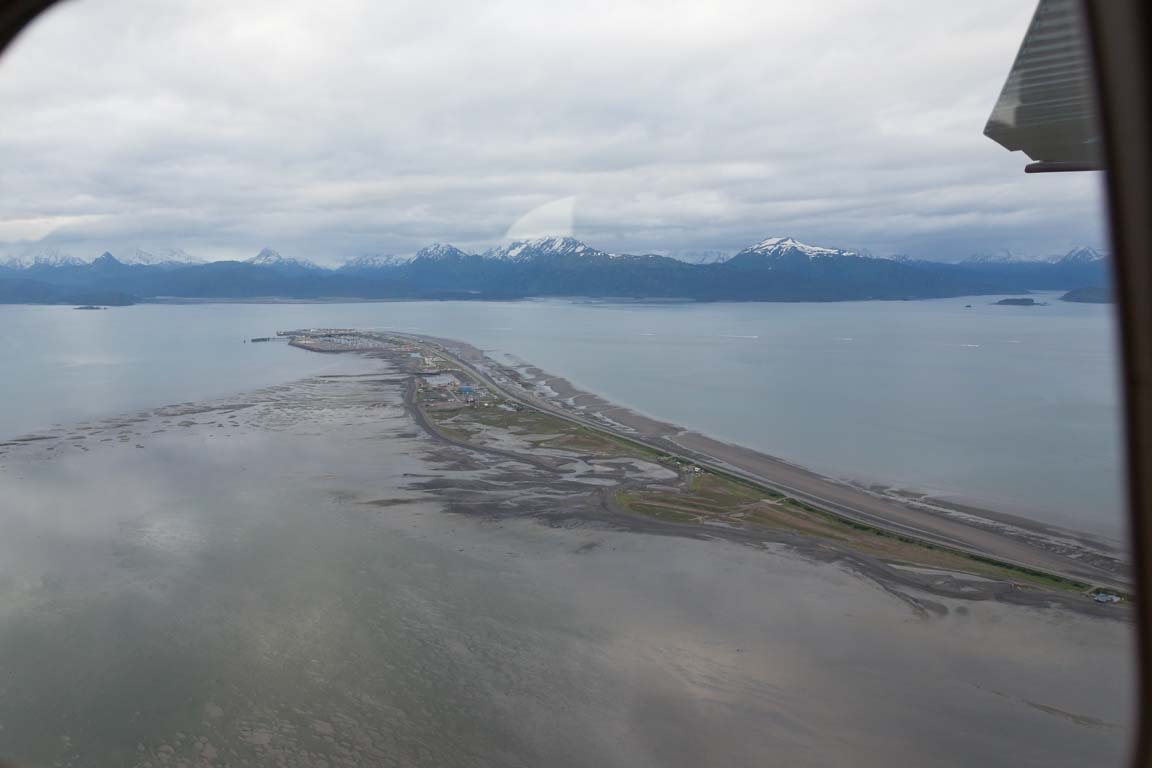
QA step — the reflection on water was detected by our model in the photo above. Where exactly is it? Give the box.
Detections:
[0,363,1133,767]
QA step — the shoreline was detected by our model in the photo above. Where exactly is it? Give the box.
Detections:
[0,347,1133,765]
[499,355,1122,546]
[325,329,1130,594]
[0,325,1130,599]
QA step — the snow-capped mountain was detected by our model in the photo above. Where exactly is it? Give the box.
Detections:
[1054,246,1107,264]
[748,236,856,258]
[412,243,471,262]
[1,247,86,269]
[121,248,203,267]
[0,233,1112,306]
[482,236,609,262]
[339,253,408,270]
[733,236,858,263]
[246,247,320,270]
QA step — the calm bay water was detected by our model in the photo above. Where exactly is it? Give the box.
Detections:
[0,295,1124,537]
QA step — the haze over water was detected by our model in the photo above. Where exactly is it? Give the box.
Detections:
[0,295,1123,538]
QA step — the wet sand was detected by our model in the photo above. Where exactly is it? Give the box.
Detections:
[0,353,1135,767]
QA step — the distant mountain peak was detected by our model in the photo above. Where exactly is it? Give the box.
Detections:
[249,247,284,265]
[247,247,319,270]
[483,236,604,262]
[128,248,160,266]
[529,236,587,250]
[754,236,795,249]
[92,251,123,267]
[159,247,200,263]
[1,247,86,269]
[340,253,408,270]
[1055,246,1107,264]
[1,235,1099,303]
[121,247,202,266]
[742,236,857,259]
[414,243,471,261]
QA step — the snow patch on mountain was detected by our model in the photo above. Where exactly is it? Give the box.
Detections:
[246,247,320,270]
[958,247,1107,265]
[1053,246,1107,264]
[483,236,606,261]
[413,243,472,261]
[1,247,86,268]
[340,253,409,270]
[121,248,203,266]
[743,236,857,259]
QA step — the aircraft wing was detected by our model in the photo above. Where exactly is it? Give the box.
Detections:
[984,0,1102,172]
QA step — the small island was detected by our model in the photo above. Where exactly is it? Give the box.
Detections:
[994,297,1047,306]
[1062,285,1113,303]
[73,305,107,310]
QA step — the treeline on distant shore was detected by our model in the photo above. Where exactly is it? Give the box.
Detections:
[1060,285,1113,303]
[0,276,135,306]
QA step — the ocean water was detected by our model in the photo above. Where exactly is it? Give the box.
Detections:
[0,295,1124,537]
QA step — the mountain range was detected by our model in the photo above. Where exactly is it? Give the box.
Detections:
[0,236,1110,305]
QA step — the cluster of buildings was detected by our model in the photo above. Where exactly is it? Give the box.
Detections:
[409,349,449,372]
[417,371,500,410]
[279,329,383,352]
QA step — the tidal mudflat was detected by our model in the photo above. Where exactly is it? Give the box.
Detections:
[0,353,1133,767]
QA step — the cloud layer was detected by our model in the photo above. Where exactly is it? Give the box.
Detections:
[0,0,1107,264]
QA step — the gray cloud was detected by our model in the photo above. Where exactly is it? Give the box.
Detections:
[0,0,1107,264]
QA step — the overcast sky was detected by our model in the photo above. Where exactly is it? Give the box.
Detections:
[0,0,1107,264]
